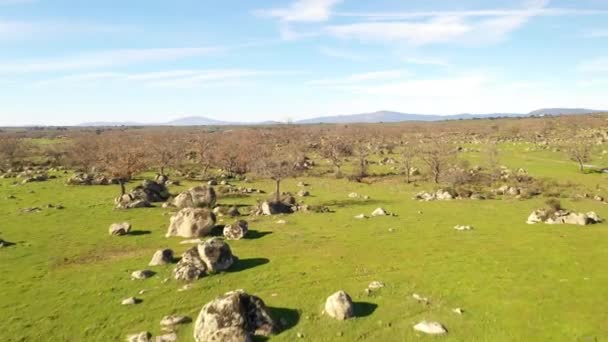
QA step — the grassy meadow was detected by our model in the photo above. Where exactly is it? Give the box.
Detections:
[1,142,608,341]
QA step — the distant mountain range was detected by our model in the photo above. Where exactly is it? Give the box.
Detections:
[77,108,605,126]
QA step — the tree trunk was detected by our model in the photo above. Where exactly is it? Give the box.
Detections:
[160,166,165,176]
[579,161,584,172]
[275,180,281,203]
[119,179,126,196]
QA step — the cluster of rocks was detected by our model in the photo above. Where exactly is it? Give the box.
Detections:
[127,313,190,342]
[215,184,266,196]
[173,238,236,281]
[348,192,370,200]
[67,172,117,186]
[415,188,486,201]
[116,179,171,209]
[527,209,602,226]
[212,205,241,217]
[294,155,315,170]
[17,170,52,184]
[499,166,530,181]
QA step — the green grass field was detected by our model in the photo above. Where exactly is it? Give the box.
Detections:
[2,145,608,341]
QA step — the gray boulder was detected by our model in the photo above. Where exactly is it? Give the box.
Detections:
[149,249,174,266]
[173,247,207,281]
[166,208,216,238]
[193,290,276,342]
[223,220,249,240]
[109,222,131,236]
[324,291,354,320]
[197,237,235,273]
[172,186,216,209]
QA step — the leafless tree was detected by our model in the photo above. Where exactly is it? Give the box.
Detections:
[401,138,419,184]
[420,139,457,184]
[97,132,148,196]
[320,138,352,178]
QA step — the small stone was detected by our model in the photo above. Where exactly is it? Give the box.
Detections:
[453,225,473,231]
[131,270,155,280]
[452,308,464,315]
[388,228,395,232]
[160,315,191,327]
[297,332,304,338]
[126,331,151,342]
[276,219,287,224]
[178,284,194,292]
[368,281,385,291]
[412,293,429,304]
[336,331,343,337]
[121,297,141,305]
[371,208,388,217]
[413,321,447,335]
[152,332,177,342]
[109,222,131,236]
[354,214,367,219]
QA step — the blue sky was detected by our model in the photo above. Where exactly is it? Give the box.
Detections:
[1,0,608,125]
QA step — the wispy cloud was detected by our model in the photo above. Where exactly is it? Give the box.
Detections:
[326,0,551,45]
[334,8,608,20]
[33,69,294,89]
[310,70,409,85]
[318,46,368,61]
[0,47,222,73]
[256,0,343,23]
[403,57,450,67]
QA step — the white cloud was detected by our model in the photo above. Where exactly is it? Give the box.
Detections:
[256,0,343,22]
[326,17,472,45]
[403,57,449,67]
[0,47,222,73]
[310,70,409,85]
[326,0,551,45]
[33,69,293,89]
[336,75,489,97]
[578,58,608,72]
[318,46,368,61]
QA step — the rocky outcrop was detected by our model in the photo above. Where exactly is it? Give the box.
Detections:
[172,186,216,209]
[527,209,602,226]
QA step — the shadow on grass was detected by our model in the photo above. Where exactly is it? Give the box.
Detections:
[128,230,151,236]
[252,307,301,341]
[228,257,270,273]
[0,240,16,248]
[354,302,378,318]
[247,230,272,240]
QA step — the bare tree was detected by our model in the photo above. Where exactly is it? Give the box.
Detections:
[320,138,352,178]
[253,134,302,202]
[97,132,148,196]
[401,138,419,184]
[486,141,501,183]
[148,132,184,176]
[67,134,101,172]
[0,135,23,168]
[564,137,593,172]
[420,139,457,184]
[194,133,217,178]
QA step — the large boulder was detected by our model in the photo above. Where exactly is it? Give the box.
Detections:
[134,180,170,202]
[193,290,276,342]
[166,208,216,238]
[173,247,207,281]
[197,237,235,273]
[172,186,216,209]
[324,291,354,320]
[109,222,131,236]
[149,249,174,266]
[115,193,152,209]
[223,220,249,240]
[259,201,293,216]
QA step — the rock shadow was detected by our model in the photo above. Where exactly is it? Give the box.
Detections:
[128,230,152,236]
[353,302,378,318]
[246,230,272,240]
[227,257,270,273]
